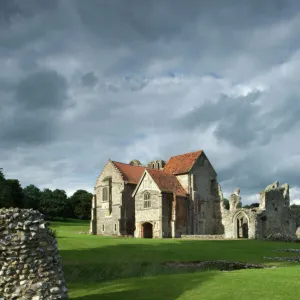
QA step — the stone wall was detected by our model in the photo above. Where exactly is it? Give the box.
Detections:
[181,234,224,239]
[186,153,222,235]
[221,183,297,240]
[93,160,124,236]
[0,208,68,300]
[257,182,296,238]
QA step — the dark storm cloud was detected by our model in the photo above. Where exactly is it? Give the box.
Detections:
[72,0,300,78]
[1,0,300,201]
[15,70,67,110]
[0,70,68,148]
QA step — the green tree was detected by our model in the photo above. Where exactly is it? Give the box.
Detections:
[40,188,71,220]
[52,189,71,219]
[69,190,93,219]
[6,179,25,208]
[223,198,230,210]
[0,169,13,208]
[23,184,42,210]
[243,202,260,209]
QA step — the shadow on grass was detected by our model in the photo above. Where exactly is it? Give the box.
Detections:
[58,236,300,299]
[60,242,221,299]
[69,269,215,300]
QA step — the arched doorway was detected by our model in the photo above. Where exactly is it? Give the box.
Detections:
[142,222,153,238]
[233,212,249,238]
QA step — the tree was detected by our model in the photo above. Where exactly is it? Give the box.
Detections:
[0,169,13,208]
[39,188,70,220]
[243,202,260,209]
[52,189,71,219]
[6,179,25,208]
[223,198,230,210]
[23,184,42,210]
[69,190,93,219]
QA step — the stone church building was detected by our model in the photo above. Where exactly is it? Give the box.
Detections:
[90,150,296,239]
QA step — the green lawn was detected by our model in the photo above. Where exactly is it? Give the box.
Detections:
[51,220,300,300]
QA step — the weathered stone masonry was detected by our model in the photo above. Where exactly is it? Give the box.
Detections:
[91,149,297,240]
[0,208,68,300]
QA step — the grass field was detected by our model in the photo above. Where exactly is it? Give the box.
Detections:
[51,220,300,300]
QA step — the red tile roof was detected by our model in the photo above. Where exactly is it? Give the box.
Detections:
[146,168,187,197]
[112,161,145,184]
[163,150,202,175]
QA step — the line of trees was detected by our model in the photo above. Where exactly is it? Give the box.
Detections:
[0,168,92,220]
[222,198,260,210]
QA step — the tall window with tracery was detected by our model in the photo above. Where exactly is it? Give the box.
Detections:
[144,192,151,208]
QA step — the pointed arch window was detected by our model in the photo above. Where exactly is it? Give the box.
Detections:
[144,192,151,208]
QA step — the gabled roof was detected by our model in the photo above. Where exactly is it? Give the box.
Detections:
[111,161,145,184]
[146,168,187,197]
[163,150,203,175]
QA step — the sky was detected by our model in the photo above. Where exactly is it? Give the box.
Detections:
[1,0,300,205]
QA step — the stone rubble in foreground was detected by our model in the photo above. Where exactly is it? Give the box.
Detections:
[0,208,68,300]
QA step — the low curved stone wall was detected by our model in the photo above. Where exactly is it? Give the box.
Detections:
[0,208,68,300]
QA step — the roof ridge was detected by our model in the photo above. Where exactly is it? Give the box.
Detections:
[163,150,203,175]
[112,160,145,168]
[169,149,202,158]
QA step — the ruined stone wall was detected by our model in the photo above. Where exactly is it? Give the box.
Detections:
[258,182,297,238]
[221,207,259,239]
[221,182,297,240]
[0,208,68,300]
[181,234,224,239]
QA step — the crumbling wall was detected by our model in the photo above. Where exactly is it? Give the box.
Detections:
[221,182,297,240]
[221,187,260,239]
[0,208,68,300]
[258,181,296,238]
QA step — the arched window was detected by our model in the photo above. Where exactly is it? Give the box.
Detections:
[102,187,108,201]
[144,192,151,208]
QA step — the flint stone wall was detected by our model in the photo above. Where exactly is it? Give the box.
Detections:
[181,235,224,239]
[0,208,68,300]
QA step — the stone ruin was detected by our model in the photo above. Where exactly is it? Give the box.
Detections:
[221,181,297,240]
[0,208,68,300]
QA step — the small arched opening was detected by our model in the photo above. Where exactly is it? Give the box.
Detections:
[142,222,153,238]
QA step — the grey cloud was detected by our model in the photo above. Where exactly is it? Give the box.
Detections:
[1,0,300,201]
[175,88,300,149]
[15,70,67,110]
[218,151,300,197]
[174,91,264,147]
[0,70,68,148]
[81,72,98,87]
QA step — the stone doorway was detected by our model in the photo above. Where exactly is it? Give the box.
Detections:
[236,217,248,238]
[142,222,153,238]
[234,212,249,238]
